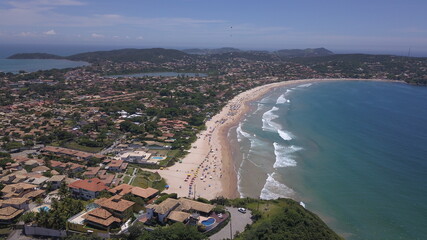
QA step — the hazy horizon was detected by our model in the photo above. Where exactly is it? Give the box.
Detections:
[1,43,426,59]
[1,0,426,56]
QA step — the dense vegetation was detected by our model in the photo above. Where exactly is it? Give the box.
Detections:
[134,222,206,240]
[20,197,85,230]
[209,197,343,240]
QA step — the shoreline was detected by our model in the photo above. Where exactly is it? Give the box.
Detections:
[157,78,404,199]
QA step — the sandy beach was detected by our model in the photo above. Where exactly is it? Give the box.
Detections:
[157,78,403,200]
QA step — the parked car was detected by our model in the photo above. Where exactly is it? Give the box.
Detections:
[238,207,246,213]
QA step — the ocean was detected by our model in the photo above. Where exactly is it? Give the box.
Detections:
[231,81,427,240]
[0,59,89,73]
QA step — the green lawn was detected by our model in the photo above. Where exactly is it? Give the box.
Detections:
[123,176,131,184]
[167,149,180,157]
[130,170,166,191]
[126,166,135,175]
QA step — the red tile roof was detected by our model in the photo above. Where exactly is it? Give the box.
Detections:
[131,187,159,199]
[68,178,109,192]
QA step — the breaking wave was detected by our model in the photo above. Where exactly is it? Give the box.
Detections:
[236,122,251,142]
[260,173,294,200]
[273,142,302,168]
[262,107,280,132]
[276,94,288,104]
[298,83,313,88]
[278,129,293,141]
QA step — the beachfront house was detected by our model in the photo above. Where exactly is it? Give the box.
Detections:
[119,151,152,163]
[146,198,214,224]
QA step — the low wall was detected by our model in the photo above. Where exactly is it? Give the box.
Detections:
[24,225,67,237]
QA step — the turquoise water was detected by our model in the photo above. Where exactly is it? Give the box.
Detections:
[0,59,89,73]
[39,206,50,212]
[107,72,207,78]
[202,218,216,226]
[234,81,427,240]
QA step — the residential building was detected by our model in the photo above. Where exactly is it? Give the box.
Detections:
[1,183,37,199]
[106,160,127,172]
[46,175,66,189]
[0,206,24,224]
[68,178,109,200]
[146,198,214,223]
[0,198,30,210]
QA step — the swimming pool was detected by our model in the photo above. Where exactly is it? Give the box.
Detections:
[39,206,50,212]
[151,156,164,160]
[201,218,216,226]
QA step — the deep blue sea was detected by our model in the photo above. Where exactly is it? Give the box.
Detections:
[233,81,427,240]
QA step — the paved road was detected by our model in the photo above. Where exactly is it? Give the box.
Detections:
[210,207,252,240]
[7,229,33,240]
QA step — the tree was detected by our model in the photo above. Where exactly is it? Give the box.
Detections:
[19,212,37,224]
[126,222,144,240]
[139,222,207,240]
[58,182,70,198]
[35,197,44,206]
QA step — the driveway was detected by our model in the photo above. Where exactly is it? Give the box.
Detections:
[210,207,252,240]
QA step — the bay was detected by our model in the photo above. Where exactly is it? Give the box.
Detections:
[234,81,427,240]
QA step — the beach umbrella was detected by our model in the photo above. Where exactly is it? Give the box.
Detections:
[165,185,170,189]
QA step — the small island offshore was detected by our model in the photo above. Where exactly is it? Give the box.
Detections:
[0,47,426,240]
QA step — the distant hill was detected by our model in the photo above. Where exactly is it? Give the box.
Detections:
[183,47,242,55]
[275,48,334,59]
[67,48,191,63]
[7,47,338,64]
[211,51,281,62]
[8,53,64,60]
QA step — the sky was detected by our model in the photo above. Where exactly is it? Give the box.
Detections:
[0,0,427,55]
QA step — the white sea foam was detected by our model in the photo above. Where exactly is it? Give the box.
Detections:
[276,94,288,104]
[262,107,281,132]
[260,173,294,200]
[298,83,313,88]
[236,122,251,142]
[237,157,245,198]
[273,142,302,168]
[278,129,293,141]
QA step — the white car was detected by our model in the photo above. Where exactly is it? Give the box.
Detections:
[238,207,246,213]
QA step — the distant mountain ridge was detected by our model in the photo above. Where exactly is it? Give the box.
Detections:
[8,48,192,63]
[274,48,334,58]
[183,47,242,55]
[8,47,334,63]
